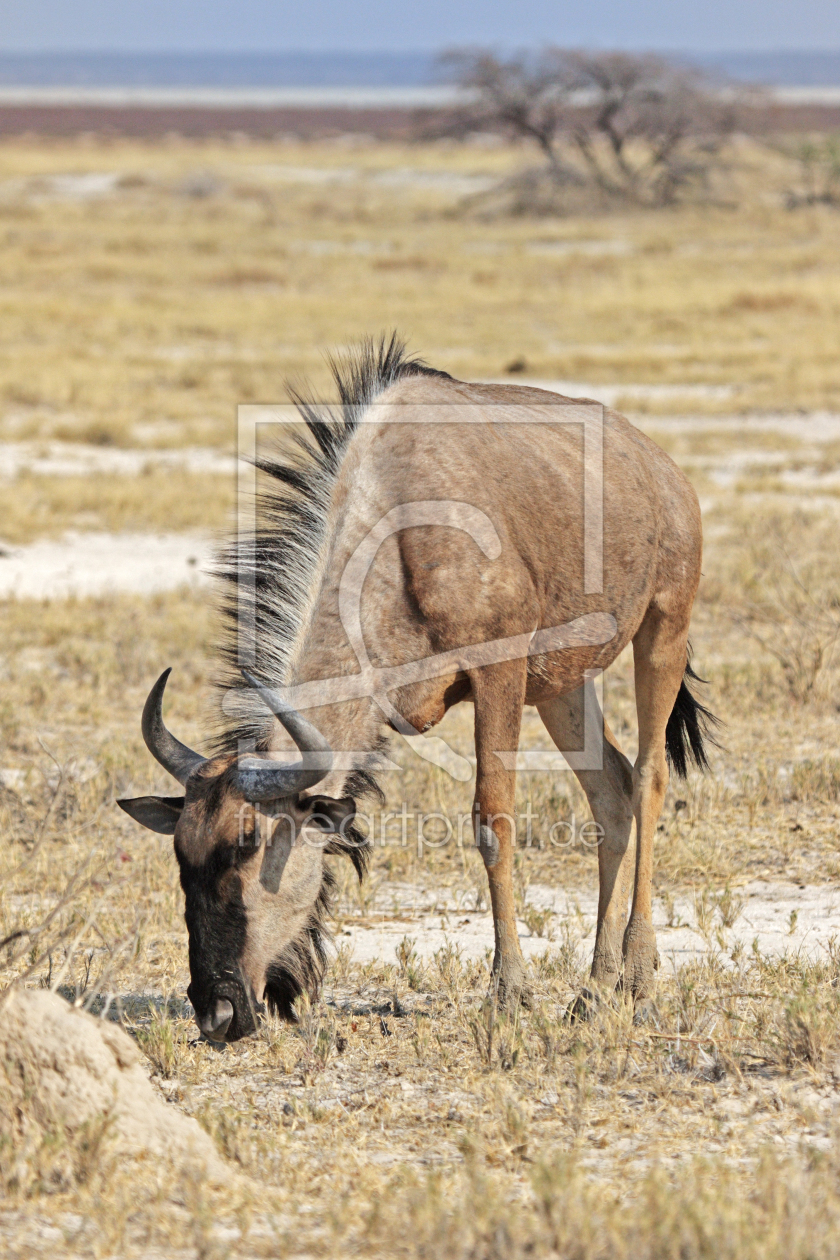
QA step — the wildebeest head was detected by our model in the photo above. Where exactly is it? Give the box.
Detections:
[117,669,355,1043]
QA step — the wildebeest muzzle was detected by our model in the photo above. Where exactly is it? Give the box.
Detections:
[188,976,263,1043]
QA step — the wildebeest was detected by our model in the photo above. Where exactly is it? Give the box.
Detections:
[118,336,714,1042]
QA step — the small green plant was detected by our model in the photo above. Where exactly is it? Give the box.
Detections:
[355,873,381,917]
[521,904,555,940]
[714,883,746,930]
[134,1005,180,1078]
[501,1097,529,1161]
[433,939,464,995]
[330,939,354,985]
[468,998,522,1071]
[694,887,715,940]
[659,889,683,928]
[294,994,335,1079]
[513,852,531,917]
[778,992,840,1068]
[783,136,840,208]
[532,1008,563,1067]
[396,935,425,990]
[411,1015,431,1062]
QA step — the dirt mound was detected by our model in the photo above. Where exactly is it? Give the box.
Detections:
[0,988,227,1189]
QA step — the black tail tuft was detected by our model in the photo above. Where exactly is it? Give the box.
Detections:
[665,653,720,779]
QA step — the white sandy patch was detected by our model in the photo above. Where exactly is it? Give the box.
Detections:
[484,379,735,406]
[0,441,234,479]
[338,880,840,970]
[250,163,359,185]
[638,411,840,442]
[0,172,123,203]
[0,531,214,599]
[525,239,634,258]
[251,164,495,196]
[370,168,495,195]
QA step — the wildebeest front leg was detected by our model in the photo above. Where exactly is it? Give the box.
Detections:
[470,660,529,1009]
[538,681,635,999]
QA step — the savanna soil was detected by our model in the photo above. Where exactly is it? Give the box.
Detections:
[1,135,840,1258]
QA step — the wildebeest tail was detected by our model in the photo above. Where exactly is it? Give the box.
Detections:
[665,653,719,779]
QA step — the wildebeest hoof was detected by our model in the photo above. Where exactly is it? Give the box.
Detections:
[622,914,659,1002]
[632,999,660,1027]
[489,959,531,1012]
[516,981,534,1011]
[489,979,533,1013]
[566,987,600,1022]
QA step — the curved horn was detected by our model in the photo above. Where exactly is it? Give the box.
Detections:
[237,670,332,802]
[142,668,207,786]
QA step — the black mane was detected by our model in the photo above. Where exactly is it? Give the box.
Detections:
[213,334,449,1017]
[214,331,449,757]
[262,824,369,1022]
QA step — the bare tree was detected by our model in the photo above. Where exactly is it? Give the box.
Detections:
[439,49,584,187]
[437,49,741,211]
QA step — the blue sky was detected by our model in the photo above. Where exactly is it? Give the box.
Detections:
[0,0,838,54]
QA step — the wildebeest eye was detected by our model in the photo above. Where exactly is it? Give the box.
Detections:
[304,796,356,834]
[234,827,259,862]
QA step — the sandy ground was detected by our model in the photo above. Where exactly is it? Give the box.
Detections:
[0,441,234,477]
[339,878,840,971]
[0,530,214,598]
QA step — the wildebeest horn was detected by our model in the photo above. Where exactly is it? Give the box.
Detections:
[237,670,333,801]
[142,668,207,786]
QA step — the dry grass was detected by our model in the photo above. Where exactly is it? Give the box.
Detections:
[0,135,837,468]
[3,134,840,1255]
[2,469,235,543]
[1,513,840,1254]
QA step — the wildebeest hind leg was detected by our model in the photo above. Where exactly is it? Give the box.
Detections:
[470,659,530,1010]
[538,681,635,1006]
[625,607,691,1004]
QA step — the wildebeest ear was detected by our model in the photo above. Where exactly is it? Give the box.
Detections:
[305,796,356,834]
[117,796,185,835]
